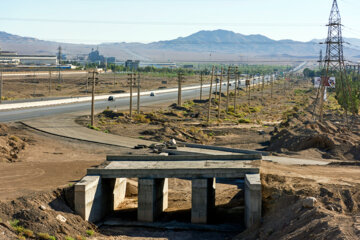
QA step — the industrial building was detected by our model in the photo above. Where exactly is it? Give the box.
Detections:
[0,50,58,66]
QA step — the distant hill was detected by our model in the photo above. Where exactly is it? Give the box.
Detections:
[1,30,360,62]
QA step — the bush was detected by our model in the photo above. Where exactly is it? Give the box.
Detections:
[86,229,95,236]
[37,232,56,240]
[239,118,252,124]
[133,114,150,124]
[10,219,19,228]
[87,124,101,131]
[23,229,34,238]
[65,237,75,240]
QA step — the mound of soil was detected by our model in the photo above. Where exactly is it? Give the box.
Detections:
[0,188,96,240]
[0,124,27,162]
[236,172,360,239]
[267,112,360,160]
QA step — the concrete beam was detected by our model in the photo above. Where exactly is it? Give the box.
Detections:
[191,178,216,224]
[245,174,262,228]
[88,160,259,179]
[74,176,127,222]
[138,178,168,222]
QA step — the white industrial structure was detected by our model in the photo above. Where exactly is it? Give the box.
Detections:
[0,50,58,66]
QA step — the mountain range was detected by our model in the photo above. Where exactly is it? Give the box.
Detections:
[1,29,360,62]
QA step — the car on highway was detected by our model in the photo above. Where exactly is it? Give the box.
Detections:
[108,96,115,101]
[150,92,156,96]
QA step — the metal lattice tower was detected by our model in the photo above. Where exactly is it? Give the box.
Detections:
[317,0,351,122]
[323,0,345,72]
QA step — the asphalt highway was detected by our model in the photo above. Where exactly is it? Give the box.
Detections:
[0,77,265,122]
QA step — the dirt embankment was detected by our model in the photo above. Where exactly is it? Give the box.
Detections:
[0,188,96,240]
[236,165,360,239]
[0,124,27,162]
[267,104,360,161]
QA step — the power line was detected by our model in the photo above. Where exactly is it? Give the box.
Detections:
[0,17,323,27]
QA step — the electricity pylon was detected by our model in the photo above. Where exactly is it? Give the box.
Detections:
[316,0,353,122]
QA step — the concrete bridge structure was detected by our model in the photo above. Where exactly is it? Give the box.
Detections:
[74,155,262,228]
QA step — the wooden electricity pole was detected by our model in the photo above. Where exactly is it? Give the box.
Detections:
[207,66,215,122]
[128,73,134,117]
[48,71,52,94]
[261,75,265,98]
[247,75,251,105]
[234,67,238,112]
[215,76,218,100]
[271,75,274,99]
[89,69,98,127]
[200,72,203,100]
[113,71,116,86]
[177,71,184,106]
[137,73,141,114]
[218,67,223,119]
[226,67,230,113]
[58,46,62,84]
[0,70,3,104]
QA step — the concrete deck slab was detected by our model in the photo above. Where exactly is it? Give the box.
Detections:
[87,160,260,179]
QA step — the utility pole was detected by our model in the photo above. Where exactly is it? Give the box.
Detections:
[207,66,215,122]
[318,49,323,70]
[234,67,238,112]
[88,69,98,127]
[177,71,184,106]
[113,71,116,86]
[48,71,52,95]
[128,73,135,117]
[215,76,218,100]
[247,75,251,105]
[0,70,3,104]
[271,74,274,99]
[218,67,223,119]
[226,66,230,113]
[137,73,141,114]
[200,72,203,100]
[57,46,62,84]
[261,75,265,99]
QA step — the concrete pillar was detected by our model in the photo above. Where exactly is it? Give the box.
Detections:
[112,178,127,209]
[74,176,127,222]
[191,178,216,224]
[245,174,262,228]
[138,178,168,222]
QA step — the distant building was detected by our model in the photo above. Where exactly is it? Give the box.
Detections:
[183,64,194,69]
[88,48,105,63]
[125,60,140,70]
[106,57,116,64]
[0,50,57,66]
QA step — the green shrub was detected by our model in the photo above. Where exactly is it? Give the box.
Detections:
[10,219,19,228]
[23,229,34,238]
[87,124,101,131]
[133,114,150,124]
[86,229,95,236]
[37,232,56,240]
[65,237,75,240]
[239,118,252,124]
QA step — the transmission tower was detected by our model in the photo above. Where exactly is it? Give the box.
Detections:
[316,0,352,122]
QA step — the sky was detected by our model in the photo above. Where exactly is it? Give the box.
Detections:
[1,0,360,44]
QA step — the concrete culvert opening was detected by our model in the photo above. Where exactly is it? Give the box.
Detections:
[104,178,246,229]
